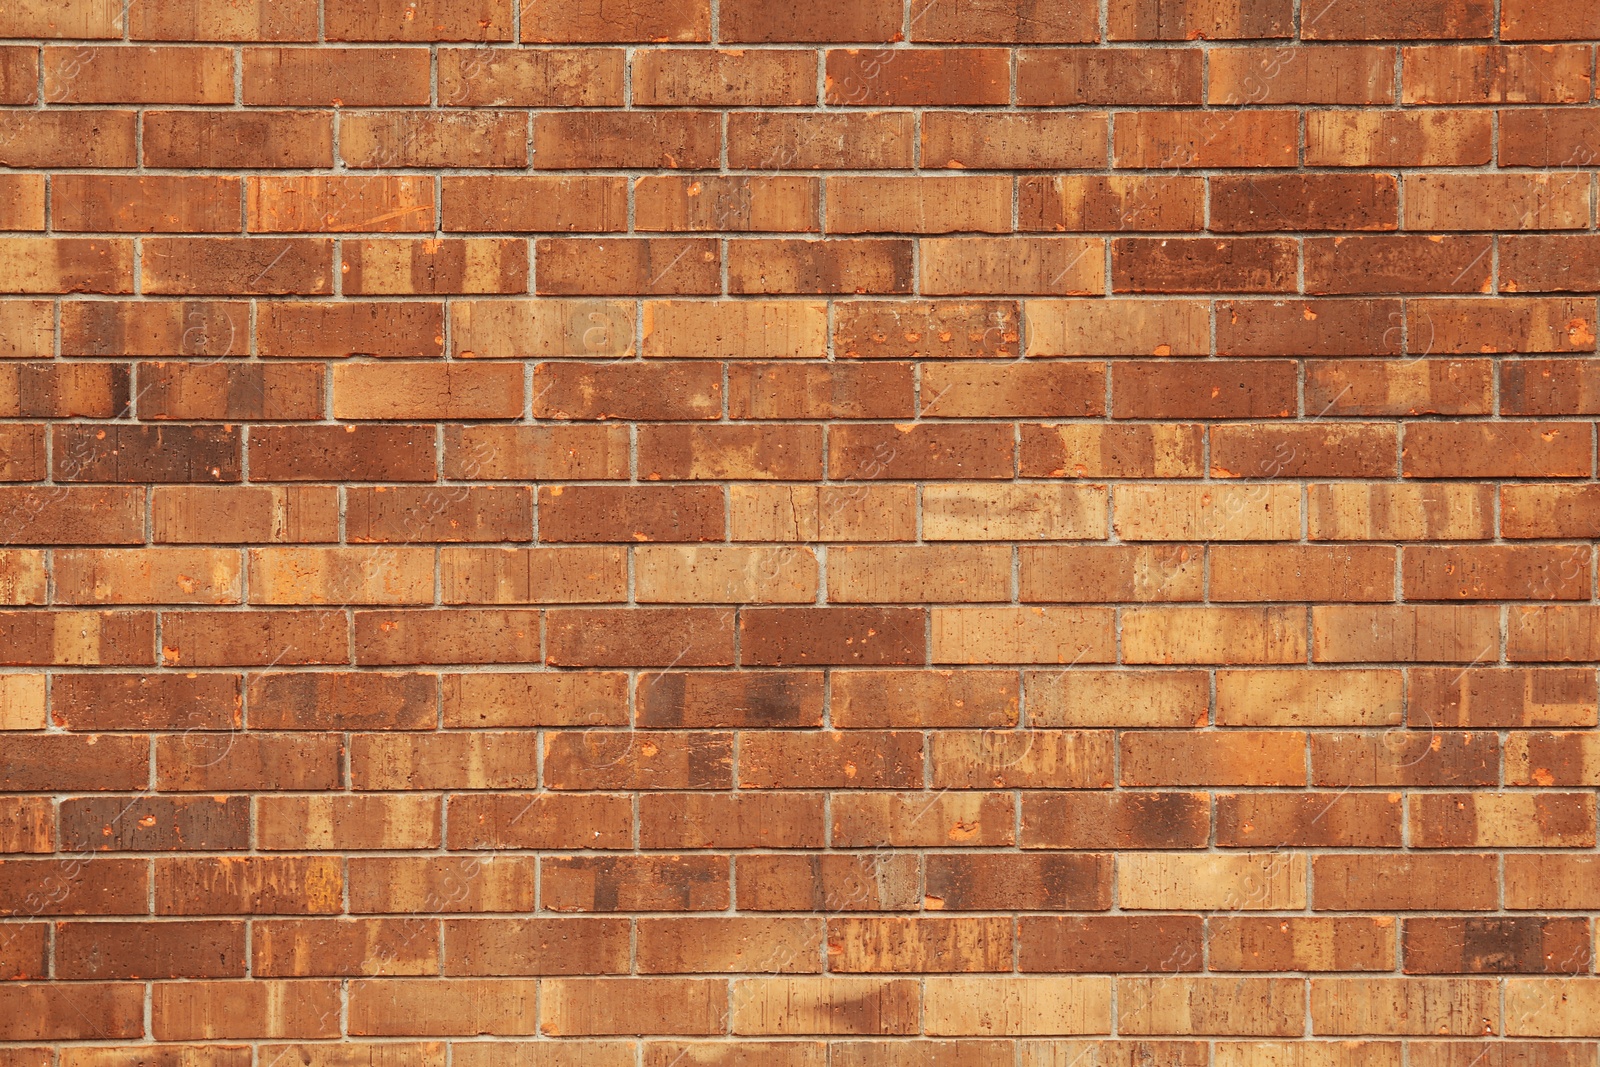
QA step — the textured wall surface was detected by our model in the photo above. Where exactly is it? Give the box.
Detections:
[3,0,1600,1061]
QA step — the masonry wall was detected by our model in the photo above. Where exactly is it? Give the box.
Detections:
[3,0,1600,1060]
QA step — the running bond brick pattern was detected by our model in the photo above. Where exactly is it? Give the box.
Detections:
[4,0,1600,1061]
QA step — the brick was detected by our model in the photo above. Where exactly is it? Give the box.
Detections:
[0,301,52,357]
[1504,485,1600,538]
[829,545,1009,602]
[1305,0,1494,39]
[1019,544,1202,602]
[1115,111,1297,168]
[440,47,623,105]
[0,610,155,666]
[524,0,707,41]
[1210,917,1397,972]
[728,112,916,170]
[441,546,626,604]
[356,609,541,665]
[911,0,1097,40]
[544,729,731,790]
[1310,484,1493,541]
[639,671,803,730]
[1405,545,1591,601]
[52,547,240,605]
[1504,980,1600,1035]
[1115,360,1296,418]
[0,487,144,545]
[1022,791,1208,849]
[348,857,537,912]
[1217,669,1402,727]
[1217,297,1403,356]
[1407,173,1590,231]
[446,794,631,850]
[1122,730,1306,786]
[827,916,1013,971]
[258,795,438,851]
[258,301,444,357]
[348,487,531,542]
[130,0,318,40]
[1022,424,1204,479]
[1409,668,1597,729]
[923,237,1105,295]
[537,237,719,296]
[923,113,1108,170]
[142,237,332,296]
[543,856,730,913]
[639,792,825,849]
[733,977,920,1035]
[50,175,235,233]
[44,46,233,104]
[440,680,577,754]
[541,486,721,542]
[345,112,529,168]
[137,362,324,421]
[152,486,340,544]
[1501,0,1600,39]
[143,110,333,169]
[825,48,1009,106]
[1500,358,1600,418]
[250,424,436,482]
[739,730,924,788]
[736,854,921,911]
[535,112,720,169]
[0,237,133,294]
[0,984,144,1040]
[254,917,439,977]
[1209,45,1396,103]
[56,920,245,979]
[1499,107,1600,168]
[728,238,913,295]
[154,856,343,915]
[1306,237,1493,296]
[0,922,46,979]
[635,176,818,233]
[0,673,45,727]
[1115,237,1297,293]
[1309,978,1499,1036]
[1403,422,1592,477]
[1212,174,1399,232]
[1020,48,1201,105]
[923,977,1110,1036]
[1509,606,1600,662]
[1306,110,1492,167]
[1021,175,1204,231]
[829,423,1014,479]
[62,796,250,852]
[546,607,735,667]
[925,484,1106,539]
[1217,791,1403,847]
[452,300,638,361]
[633,48,814,106]
[348,979,538,1036]
[831,669,1017,729]
[1402,45,1593,103]
[931,731,1114,789]
[832,791,1015,847]
[342,238,527,295]
[829,176,1012,234]
[325,0,510,40]
[0,111,135,169]
[0,47,36,104]
[1306,359,1493,417]
[248,175,434,234]
[729,483,918,542]
[1119,853,1306,911]
[162,610,348,666]
[639,424,822,480]
[243,47,431,105]
[722,0,898,42]
[1211,545,1395,601]
[1412,792,1595,848]
[0,859,148,915]
[728,362,911,419]
[1123,607,1307,664]
[331,362,521,420]
[2,734,148,791]
[1117,977,1305,1036]
[1027,298,1211,355]
[634,545,816,604]
[1310,731,1499,786]
[931,607,1116,664]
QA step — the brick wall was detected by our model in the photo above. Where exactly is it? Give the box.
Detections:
[3,0,1600,1060]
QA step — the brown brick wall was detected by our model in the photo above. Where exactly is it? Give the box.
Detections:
[3,0,1600,1058]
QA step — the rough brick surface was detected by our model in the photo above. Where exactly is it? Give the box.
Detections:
[3,0,1600,1055]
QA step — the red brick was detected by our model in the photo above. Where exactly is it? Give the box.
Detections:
[161,610,348,667]
[1021,175,1204,231]
[1501,0,1600,39]
[1305,236,1493,296]
[543,856,730,912]
[0,859,148,916]
[923,113,1108,169]
[728,238,913,295]
[325,0,510,40]
[1403,422,1592,478]
[740,608,927,665]
[344,111,529,168]
[0,985,144,1040]
[722,0,900,42]
[546,608,735,667]
[739,730,925,788]
[130,0,319,40]
[736,854,921,911]
[524,0,708,41]
[143,110,333,169]
[1111,361,1296,418]
[1402,44,1593,103]
[829,423,1015,479]
[52,673,240,731]
[249,425,437,482]
[825,48,1010,106]
[1305,0,1494,39]
[62,796,251,852]
[535,112,720,169]
[342,238,527,295]
[439,47,625,105]
[56,920,245,979]
[447,425,630,480]
[1110,0,1292,39]
[728,112,916,169]
[141,238,332,296]
[44,46,233,104]
[1021,48,1200,105]
[1115,111,1297,168]
[242,47,432,105]
[155,856,344,915]
[1114,238,1297,293]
